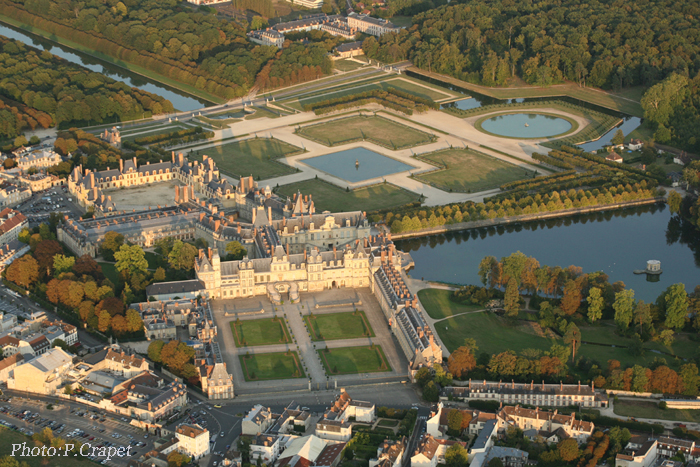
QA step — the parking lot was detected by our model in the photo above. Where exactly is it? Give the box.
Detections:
[15,185,84,226]
[0,395,154,466]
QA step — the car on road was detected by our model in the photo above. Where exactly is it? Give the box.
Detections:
[214,404,222,408]
[220,432,225,437]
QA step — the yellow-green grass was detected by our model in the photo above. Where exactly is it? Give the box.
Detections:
[118,122,175,136]
[334,59,368,72]
[407,67,644,117]
[318,345,391,375]
[121,125,188,142]
[239,351,305,381]
[276,179,419,212]
[0,426,99,467]
[474,111,579,140]
[655,161,685,174]
[377,419,400,427]
[297,115,433,149]
[414,148,531,192]
[191,138,301,179]
[245,106,284,120]
[305,311,375,341]
[0,15,223,105]
[417,289,483,320]
[231,318,291,347]
[269,69,383,98]
[613,400,700,423]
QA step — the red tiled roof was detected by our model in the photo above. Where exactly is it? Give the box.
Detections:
[0,353,23,371]
[0,209,27,234]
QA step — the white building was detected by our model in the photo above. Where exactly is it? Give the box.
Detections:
[347,13,400,36]
[243,405,275,435]
[497,406,594,444]
[175,423,210,460]
[615,440,658,467]
[16,148,61,170]
[247,29,285,48]
[8,347,73,395]
[250,434,282,463]
[0,209,27,246]
[411,434,466,467]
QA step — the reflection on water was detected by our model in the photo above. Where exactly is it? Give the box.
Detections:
[576,117,642,152]
[0,23,210,111]
[396,204,700,302]
[302,147,415,183]
[481,113,572,138]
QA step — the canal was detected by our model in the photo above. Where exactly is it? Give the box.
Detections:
[0,22,210,111]
[395,205,700,302]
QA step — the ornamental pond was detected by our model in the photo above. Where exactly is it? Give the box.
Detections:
[479,113,573,139]
[301,147,415,183]
[395,205,700,303]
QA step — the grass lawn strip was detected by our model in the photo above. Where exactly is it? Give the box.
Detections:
[231,318,290,347]
[414,148,531,192]
[474,111,579,140]
[318,345,391,375]
[305,311,375,341]
[98,262,119,285]
[240,351,305,381]
[417,289,483,320]
[191,137,302,179]
[297,115,434,149]
[121,125,188,142]
[377,419,400,427]
[275,179,419,212]
[613,400,700,423]
[334,60,368,72]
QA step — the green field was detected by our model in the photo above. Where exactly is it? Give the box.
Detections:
[192,138,301,179]
[415,148,531,192]
[613,400,700,423]
[276,179,419,212]
[334,59,367,72]
[98,262,119,284]
[297,115,434,149]
[377,419,400,427]
[318,345,391,375]
[121,125,187,142]
[305,311,375,341]
[239,351,305,381]
[0,427,99,467]
[231,318,291,347]
[417,289,483,320]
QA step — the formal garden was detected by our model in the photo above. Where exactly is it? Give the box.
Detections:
[230,317,291,347]
[239,351,305,381]
[414,148,532,193]
[304,310,374,341]
[317,345,391,375]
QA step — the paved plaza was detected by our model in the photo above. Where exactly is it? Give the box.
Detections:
[210,288,409,396]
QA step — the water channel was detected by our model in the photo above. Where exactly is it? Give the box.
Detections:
[0,22,210,111]
[395,205,700,303]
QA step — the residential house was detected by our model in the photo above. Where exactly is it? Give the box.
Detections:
[334,41,364,59]
[0,184,31,208]
[250,434,282,463]
[0,335,20,357]
[243,405,275,435]
[0,353,24,381]
[497,405,594,444]
[615,440,658,467]
[468,420,497,467]
[0,240,31,272]
[369,437,405,467]
[606,152,624,163]
[18,334,51,358]
[627,139,643,151]
[175,423,210,460]
[0,209,27,245]
[411,434,467,467]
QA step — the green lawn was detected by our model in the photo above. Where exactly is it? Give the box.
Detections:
[613,400,700,423]
[231,318,291,347]
[437,311,556,354]
[417,289,483,320]
[297,115,434,149]
[318,345,391,375]
[334,59,367,72]
[246,106,284,120]
[276,179,419,212]
[305,311,375,341]
[122,125,187,142]
[0,427,100,467]
[144,251,167,269]
[415,148,531,192]
[239,351,305,381]
[191,138,302,179]
[377,419,400,427]
[98,262,119,284]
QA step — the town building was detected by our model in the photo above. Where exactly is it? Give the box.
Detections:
[16,148,62,170]
[0,353,24,381]
[196,353,234,400]
[346,13,400,36]
[16,173,63,192]
[369,437,405,467]
[482,446,529,467]
[615,440,657,467]
[247,29,286,48]
[0,335,20,357]
[131,298,217,341]
[496,405,594,444]
[251,434,283,463]
[100,127,122,148]
[606,152,624,163]
[0,184,31,208]
[243,405,276,435]
[0,240,30,272]
[468,419,497,465]
[442,380,608,408]
[7,347,73,394]
[0,208,27,245]
[334,41,364,59]
[17,334,51,358]
[410,434,466,467]
[175,423,210,460]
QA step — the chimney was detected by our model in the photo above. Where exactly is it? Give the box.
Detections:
[268,206,272,223]
[249,175,254,188]
[252,208,256,224]
[560,382,563,391]
[578,381,581,392]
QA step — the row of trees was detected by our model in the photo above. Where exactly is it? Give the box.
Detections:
[0,95,52,141]
[305,87,438,115]
[0,36,174,135]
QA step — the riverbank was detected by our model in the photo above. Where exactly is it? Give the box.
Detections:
[0,14,222,107]
[391,197,664,240]
[407,67,644,117]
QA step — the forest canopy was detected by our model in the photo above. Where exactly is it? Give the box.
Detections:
[0,35,174,139]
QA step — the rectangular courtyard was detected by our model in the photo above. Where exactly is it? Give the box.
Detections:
[297,115,434,149]
[231,317,291,347]
[318,345,391,375]
[192,137,301,179]
[415,148,530,192]
[239,351,305,381]
[305,311,375,341]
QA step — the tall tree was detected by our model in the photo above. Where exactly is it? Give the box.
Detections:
[667,191,683,215]
[447,346,477,379]
[560,280,582,315]
[6,255,39,288]
[168,240,199,270]
[613,289,635,330]
[563,322,581,362]
[114,244,148,276]
[586,287,604,322]
[100,231,124,262]
[504,278,520,317]
[225,241,247,260]
[664,283,689,330]
[633,300,652,334]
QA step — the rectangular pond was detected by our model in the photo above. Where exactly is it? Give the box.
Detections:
[302,147,415,183]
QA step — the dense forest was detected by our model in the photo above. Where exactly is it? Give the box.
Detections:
[0,36,173,139]
[1,0,333,99]
[363,0,700,89]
